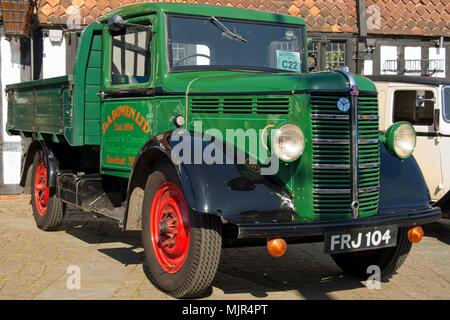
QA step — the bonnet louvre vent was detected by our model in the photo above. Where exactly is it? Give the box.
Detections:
[191,96,290,115]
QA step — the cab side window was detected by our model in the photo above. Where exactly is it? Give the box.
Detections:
[111,26,151,85]
[443,87,450,123]
[393,90,434,126]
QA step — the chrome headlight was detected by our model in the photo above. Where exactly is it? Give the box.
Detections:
[385,122,416,159]
[271,123,305,162]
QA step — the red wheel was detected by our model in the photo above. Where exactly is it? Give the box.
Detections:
[31,149,65,231]
[150,182,190,273]
[34,160,49,216]
[141,161,222,298]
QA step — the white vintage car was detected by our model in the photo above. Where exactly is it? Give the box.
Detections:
[371,75,450,217]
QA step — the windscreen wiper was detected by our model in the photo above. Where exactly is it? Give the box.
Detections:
[209,16,248,43]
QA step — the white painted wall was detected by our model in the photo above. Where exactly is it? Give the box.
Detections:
[1,34,22,185]
[0,33,66,189]
[363,59,373,76]
[380,45,398,75]
[404,46,421,76]
[43,37,66,78]
[429,47,446,78]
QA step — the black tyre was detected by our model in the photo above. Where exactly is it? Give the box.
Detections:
[331,227,412,280]
[30,150,65,231]
[141,161,222,298]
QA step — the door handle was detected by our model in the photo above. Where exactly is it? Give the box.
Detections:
[96,91,108,99]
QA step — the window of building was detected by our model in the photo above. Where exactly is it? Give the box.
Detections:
[379,44,446,77]
[325,41,346,70]
[393,90,435,126]
[307,38,350,71]
[111,26,151,85]
[307,39,320,71]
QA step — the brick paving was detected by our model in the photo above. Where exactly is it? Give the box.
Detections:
[0,195,449,300]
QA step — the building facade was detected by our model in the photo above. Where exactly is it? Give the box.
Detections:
[0,0,449,193]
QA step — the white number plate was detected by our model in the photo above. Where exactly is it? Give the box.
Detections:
[324,225,398,254]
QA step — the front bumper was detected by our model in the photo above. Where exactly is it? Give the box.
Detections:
[237,207,442,239]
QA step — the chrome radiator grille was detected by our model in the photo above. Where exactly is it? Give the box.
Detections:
[311,93,380,218]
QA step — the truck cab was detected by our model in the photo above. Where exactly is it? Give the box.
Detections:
[6,4,441,298]
[372,75,450,216]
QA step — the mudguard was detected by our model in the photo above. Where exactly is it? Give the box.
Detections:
[126,131,433,228]
[125,131,295,228]
[20,140,59,189]
[379,144,431,213]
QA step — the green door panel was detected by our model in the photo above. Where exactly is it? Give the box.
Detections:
[100,99,154,175]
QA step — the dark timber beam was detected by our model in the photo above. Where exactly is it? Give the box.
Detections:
[356,0,368,74]
[357,0,367,38]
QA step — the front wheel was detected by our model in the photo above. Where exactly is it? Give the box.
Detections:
[331,227,412,281]
[141,161,222,298]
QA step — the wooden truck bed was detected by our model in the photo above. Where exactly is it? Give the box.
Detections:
[5,23,107,147]
[6,75,73,142]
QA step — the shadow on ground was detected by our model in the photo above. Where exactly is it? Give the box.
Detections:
[60,208,450,299]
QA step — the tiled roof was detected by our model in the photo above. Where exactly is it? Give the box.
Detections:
[35,0,450,36]
[365,0,450,36]
[287,0,358,33]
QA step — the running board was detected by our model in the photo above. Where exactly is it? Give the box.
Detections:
[57,173,125,224]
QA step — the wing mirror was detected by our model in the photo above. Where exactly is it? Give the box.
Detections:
[416,95,435,108]
[107,15,152,32]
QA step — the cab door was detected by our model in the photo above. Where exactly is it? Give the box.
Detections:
[390,87,444,201]
[99,18,154,178]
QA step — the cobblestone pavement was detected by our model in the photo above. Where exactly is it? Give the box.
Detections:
[0,195,449,300]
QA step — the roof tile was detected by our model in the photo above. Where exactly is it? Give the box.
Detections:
[84,0,96,10]
[47,0,60,8]
[60,0,72,7]
[97,0,110,11]
[72,0,84,8]
[40,3,54,17]
[288,4,300,16]
[310,5,320,17]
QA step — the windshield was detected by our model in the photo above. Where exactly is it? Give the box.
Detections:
[444,86,450,123]
[168,15,306,73]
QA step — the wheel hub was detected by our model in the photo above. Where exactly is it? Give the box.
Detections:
[150,182,190,273]
[34,160,49,216]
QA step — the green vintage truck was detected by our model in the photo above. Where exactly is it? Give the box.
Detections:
[6,3,442,298]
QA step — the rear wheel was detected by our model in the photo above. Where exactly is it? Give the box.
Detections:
[331,227,411,280]
[141,161,222,298]
[31,150,65,231]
